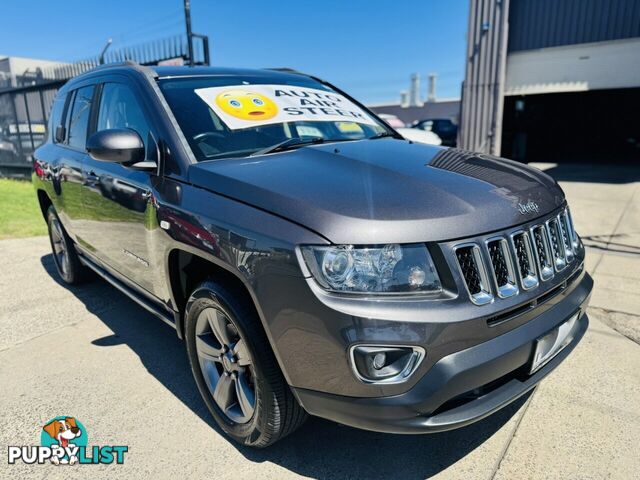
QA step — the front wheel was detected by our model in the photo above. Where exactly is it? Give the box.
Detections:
[184,280,306,447]
[46,205,88,285]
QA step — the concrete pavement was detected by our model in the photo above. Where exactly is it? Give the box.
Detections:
[0,163,638,479]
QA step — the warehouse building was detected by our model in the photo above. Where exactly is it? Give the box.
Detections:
[459,0,640,163]
[368,99,461,126]
[368,73,461,126]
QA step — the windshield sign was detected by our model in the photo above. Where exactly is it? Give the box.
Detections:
[195,84,379,130]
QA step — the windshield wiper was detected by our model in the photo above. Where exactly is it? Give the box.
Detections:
[250,137,326,157]
[368,131,401,140]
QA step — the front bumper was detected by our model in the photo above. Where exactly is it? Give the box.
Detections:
[292,273,592,433]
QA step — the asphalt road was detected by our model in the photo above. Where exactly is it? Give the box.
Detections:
[1,163,639,479]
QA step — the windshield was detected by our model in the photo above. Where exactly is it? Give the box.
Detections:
[158,75,390,161]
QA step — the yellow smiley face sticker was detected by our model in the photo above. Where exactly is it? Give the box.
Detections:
[215,90,278,121]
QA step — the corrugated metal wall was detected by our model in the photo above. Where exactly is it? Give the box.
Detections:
[509,0,640,52]
[458,0,511,154]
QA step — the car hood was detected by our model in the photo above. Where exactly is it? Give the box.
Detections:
[189,139,565,244]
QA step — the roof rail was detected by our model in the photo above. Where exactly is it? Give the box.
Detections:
[83,60,158,78]
[265,67,307,75]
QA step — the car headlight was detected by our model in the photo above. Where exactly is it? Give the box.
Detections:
[300,244,441,294]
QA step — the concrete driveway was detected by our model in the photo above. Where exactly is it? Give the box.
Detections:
[1,163,639,479]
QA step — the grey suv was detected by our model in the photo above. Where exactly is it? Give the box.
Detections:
[32,63,593,447]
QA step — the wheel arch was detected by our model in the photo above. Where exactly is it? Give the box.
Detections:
[165,247,296,386]
[36,188,52,220]
[167,248,261,339]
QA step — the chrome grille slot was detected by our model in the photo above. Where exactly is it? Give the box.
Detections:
[511,231,539,290]
[546,217,567,271]
[486,238,518,298]
[455,245,493,305]
[558,212,574,263]
[563,208,579,251]
[531,225,554,280]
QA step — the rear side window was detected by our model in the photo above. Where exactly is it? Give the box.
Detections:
[97,83,151,157]
[67,85,95,149]
[48,93,67,143]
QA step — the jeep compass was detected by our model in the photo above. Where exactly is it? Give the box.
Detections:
[32,63,593,447]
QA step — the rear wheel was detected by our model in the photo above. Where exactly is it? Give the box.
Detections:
[184,279,306,447]
[46,206,88,285]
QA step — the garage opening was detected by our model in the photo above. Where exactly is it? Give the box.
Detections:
[501,88,640,164]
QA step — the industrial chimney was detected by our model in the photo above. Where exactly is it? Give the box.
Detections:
[400,90,409,108]
[409,73,423,107]
[427,73,437,102]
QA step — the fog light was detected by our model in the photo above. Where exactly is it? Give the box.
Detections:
[350,345,425,384]
[372,352,387,370]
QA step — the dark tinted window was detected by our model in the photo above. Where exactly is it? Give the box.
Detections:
[433,119,455,132]
[97,83,151,156]
[49,93,67,143]
[67,85,95,149]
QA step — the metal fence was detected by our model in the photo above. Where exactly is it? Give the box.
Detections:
[0,34,209,177]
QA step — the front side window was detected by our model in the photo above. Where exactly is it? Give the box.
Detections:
[97,83,151,155]
[66,85,94,149]
[159,75,390,162]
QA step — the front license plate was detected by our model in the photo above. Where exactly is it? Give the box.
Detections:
[530,312,580,374]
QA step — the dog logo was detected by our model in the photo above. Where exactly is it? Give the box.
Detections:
[7,416,128,466]
[41,416,86,465]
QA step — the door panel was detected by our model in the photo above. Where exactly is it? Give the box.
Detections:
[54,148,85,238]
[80,81,159,295]
[81,160,157,294]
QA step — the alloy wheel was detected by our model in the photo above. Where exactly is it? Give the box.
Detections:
[50,217,69,277]
[195,307,256,424]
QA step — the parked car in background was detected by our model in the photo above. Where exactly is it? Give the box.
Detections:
[378,113,405,129]
[396,127,442,146]
[413,118,458,146]
[33,63,592,448]
[377,114,442,145]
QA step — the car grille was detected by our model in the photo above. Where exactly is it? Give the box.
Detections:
[486,238,518,298]
[559,211,575,263]
[532,225,554,280]
[488,241,509,285]
[456,247,482,294]
[453,207,581,305]
[454,245,493,305]
[547,217,566,271]
[511,231,538,289]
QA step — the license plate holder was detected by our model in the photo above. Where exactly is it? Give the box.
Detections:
[530,311,580,374]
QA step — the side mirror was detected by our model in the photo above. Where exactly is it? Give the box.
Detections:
[86,129,145,164]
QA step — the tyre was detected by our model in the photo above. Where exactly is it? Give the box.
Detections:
[184,279,307,447]
[46,205,88,285]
